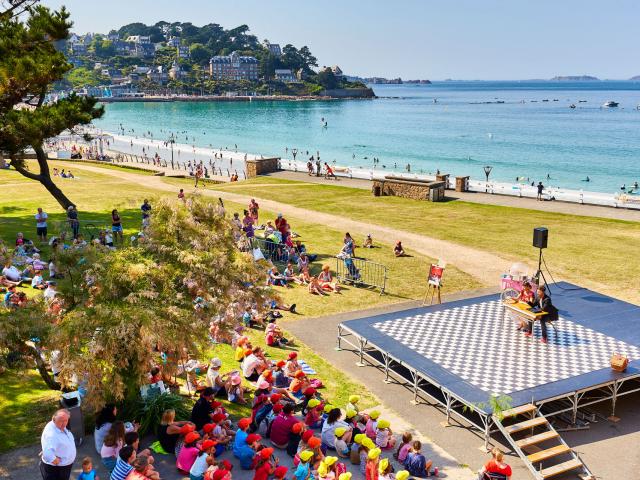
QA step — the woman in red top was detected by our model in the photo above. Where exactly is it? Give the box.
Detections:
[514,282,535,331]
[478,448,512,479]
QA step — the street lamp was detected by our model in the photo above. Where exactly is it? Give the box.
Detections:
[483,165,493,193]
[168,133,176,170]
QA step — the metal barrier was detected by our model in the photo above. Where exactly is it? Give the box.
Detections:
[335,256,387,295]
[252,237,292,264]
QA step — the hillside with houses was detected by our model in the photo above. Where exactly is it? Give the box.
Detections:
[57,21,370,98]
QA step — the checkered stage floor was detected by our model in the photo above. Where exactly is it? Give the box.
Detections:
[373,299,640,395]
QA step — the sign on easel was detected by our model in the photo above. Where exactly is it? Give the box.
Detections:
[423,262,445,305]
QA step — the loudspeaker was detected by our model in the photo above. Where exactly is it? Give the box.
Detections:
[533,227,548,249]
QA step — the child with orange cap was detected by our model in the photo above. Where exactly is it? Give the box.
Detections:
[273,465,288,480]
[288,422,306,457]
[233,418,252,458]
[176,423,197,457]
[289,370,311,398]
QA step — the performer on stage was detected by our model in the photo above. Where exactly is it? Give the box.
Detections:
[524,285,558,344]
[514,281,535,331]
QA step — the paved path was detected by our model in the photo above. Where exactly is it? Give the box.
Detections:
[54,161,510,286]
[271,171,640,222]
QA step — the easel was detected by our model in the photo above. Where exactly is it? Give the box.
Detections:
[422,261,445,306]
[423,283,442,306]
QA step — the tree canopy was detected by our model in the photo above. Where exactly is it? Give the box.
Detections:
[0,5,103,209]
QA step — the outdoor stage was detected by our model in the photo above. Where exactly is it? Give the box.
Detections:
[337,282,640,440]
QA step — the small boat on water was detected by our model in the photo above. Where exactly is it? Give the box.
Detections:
[569,104,576,109]
[602,101,619,108]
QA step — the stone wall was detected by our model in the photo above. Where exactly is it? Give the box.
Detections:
[245,157,280,178]
[372,178,446,202]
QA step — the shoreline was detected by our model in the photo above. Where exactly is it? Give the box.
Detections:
[50,130,640,211]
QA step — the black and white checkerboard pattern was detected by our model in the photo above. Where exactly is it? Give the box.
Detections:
[373,300,640,395]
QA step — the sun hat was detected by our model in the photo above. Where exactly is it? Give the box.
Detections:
[307,437,321,449]
[246,433,261,445]
[202,439,217,451]
[334,427,347,438]
[209,357,222,368]
[203,423,216,433]
[324,456,338,467]
[179,424,195,435]
[270,393,283,403]
[353,434,365,445]
[302,430,314,442]
[185,432,201,444]
[221,460,233,471]
[288,352,298,359]
[292,422,305,434]
[260,447,274,459]
[362,438,375,450]
[212,413,226,423]
[339,474,352,480]
[323,404,334,414]
[349,395,360,404]
[368,410,381,420]
[231,375,242,385]
[212,469,228,480]
[272,403,284,414]
[377,419,390,429]
[345,409,357,419]
[299,450,314,462]
[379,458,389,474]
[274,466,288,478]
[244,348,253,357]
[395,471,410,480]
[257,379,270,390]
[307,399,321,409]
[276,360,286,368]
[238,418,252,430]
[295,370,305,379]
[303,387,316,396]
[368,448,381,460]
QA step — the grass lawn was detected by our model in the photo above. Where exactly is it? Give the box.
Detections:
[0,163,476,452]
[204,177,640,303]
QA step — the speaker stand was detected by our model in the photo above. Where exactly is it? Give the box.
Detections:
[534,248,551,294]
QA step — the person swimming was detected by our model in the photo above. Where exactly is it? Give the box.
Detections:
[581,176,590,182]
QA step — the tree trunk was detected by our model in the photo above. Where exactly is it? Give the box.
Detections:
[10,145,75,210]
[26,344,61,391]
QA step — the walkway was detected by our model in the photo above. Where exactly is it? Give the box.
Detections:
[53,160,510,286]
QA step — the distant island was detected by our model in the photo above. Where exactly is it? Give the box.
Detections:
[550,75,600,81]
[345,76,431,85]
[630,75,640,81]
[55,21,374,99]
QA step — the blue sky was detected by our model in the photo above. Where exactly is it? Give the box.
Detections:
[42,0,639,80]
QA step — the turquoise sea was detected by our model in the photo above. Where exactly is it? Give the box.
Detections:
[95,81,640,193]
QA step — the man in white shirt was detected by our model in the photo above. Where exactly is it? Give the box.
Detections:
[242,349,266,381]
[40,409,76,480]
[43,282,58,302]
[35,207,48,242]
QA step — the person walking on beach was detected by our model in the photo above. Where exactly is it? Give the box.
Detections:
[537,181,544,201]
[307,160,314,176]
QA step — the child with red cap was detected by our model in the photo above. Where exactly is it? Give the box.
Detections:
[287,422,306,458]
[253,447,278,480]
[274,360,291,389]
[190,439,217,480]
[238,433,261,469]
[176,423,196,457]
[233,418,252,458]
[289,371,311,398]
[274,465,288,480]
[284,352,300,378]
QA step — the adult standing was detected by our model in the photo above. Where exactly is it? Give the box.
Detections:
[242,210,255,240]
[537,181,544,201]
[66,206,79,239]
[40,409,76,480]
[249,199,260,223]
[140,200,151,229]
[35,207,48,243]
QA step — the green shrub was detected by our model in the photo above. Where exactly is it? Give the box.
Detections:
[131,393,192,436]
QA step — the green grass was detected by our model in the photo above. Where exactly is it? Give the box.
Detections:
[50,159,158,176]
[0,370,60,452]
[206,177,640,303]
[2,163,464,452]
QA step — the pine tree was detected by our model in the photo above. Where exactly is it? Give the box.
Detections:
[0,5,103,209]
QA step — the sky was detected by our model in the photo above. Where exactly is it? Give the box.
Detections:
[41,0,640,80]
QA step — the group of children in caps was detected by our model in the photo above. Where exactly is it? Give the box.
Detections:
[167,372,438,480]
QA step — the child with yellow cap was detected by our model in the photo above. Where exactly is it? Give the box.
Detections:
[378,458,394,480]
[375,419,396,450]
[359,438,375,475]
[365,410,380,440]
[305,399,323,429]
[365,448,382,480]
[333,427,349,458]
[350,433,364,465]
[317,456,339,480]
[346,395,360,413]
[295,450,315,480]
[395,471,410,480]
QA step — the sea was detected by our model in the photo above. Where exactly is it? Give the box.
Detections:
[94,81,640,193]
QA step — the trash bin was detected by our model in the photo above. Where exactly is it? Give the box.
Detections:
[60,391,84,446]
[455,176,470,192]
